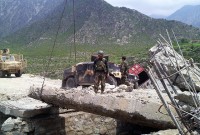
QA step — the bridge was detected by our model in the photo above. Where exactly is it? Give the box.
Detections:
[26,85,176,129]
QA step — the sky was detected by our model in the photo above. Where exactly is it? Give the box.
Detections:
[104,0,200,17]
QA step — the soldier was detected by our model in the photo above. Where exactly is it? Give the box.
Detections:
[93,50,109,94]
[120,56,128,84]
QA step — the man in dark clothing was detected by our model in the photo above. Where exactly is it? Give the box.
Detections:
[120,56,128,84]
[93,50,109,94]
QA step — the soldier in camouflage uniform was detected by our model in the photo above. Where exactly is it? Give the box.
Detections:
[93,50,109,94]
[120,56,128,84]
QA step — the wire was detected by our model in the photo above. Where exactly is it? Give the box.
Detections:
[40,0,68,98]
[73,0,77,63]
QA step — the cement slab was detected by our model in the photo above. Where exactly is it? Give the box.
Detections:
[0,97,52,118]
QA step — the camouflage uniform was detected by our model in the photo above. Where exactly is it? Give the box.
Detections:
[93,58,108,93]
[120,60,128,84]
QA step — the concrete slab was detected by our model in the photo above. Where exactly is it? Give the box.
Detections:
[30,86,177,129]
[0,97,52,118]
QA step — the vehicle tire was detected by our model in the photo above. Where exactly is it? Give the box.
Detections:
[0,71,5,78]
[7,73,11,77]
[134,82,139,89]
[15,70,22,77]
[66,77,76,89]
[107,76,117,86]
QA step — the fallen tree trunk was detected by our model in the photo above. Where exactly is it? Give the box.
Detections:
[29,86,176,129]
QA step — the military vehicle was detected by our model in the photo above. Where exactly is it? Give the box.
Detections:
[62,55,120,88]
[62,55,140,89]
[128,64,149,88]
[0,49,27,77]
[62,61,121,88]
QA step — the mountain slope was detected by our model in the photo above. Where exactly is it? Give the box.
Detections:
[0,0,64,38]
[2,0,200,46]
[167,5,200,28]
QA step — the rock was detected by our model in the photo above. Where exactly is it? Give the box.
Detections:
[119,84,128,90]
[126,86,133,92]
[76,86,83,91]
[112,87,119,93]
[94,128,100,134]
[105,83,115,89]
[117,88,123,93]
[174,91,197,107]
[181,105,191,112]
[0,94,10,101]
[104,118,113,123]
[1,117,34,133]
[14,117,23,125]
[149,129,179,135]
[99,126,107,134]
[22,123,34,132]
[94,118,101,122]
[1,117,15,132]
[84,129,93,134]
[192,131,200,135]
[88,86,94,91]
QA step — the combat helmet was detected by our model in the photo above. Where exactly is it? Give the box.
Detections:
[98,50,104,55]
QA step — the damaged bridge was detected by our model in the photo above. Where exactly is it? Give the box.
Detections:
[27,85,176,129]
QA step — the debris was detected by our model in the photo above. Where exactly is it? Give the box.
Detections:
[148,30,200,134]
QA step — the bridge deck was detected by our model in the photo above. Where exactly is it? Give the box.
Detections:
[29,86,176,129]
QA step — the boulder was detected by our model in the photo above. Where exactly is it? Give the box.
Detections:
[119,84,128,90]
[1,117,15,132]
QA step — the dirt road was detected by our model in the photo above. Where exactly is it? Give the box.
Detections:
[0,74,61,100]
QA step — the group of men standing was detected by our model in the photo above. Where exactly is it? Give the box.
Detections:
[93,50,128,94]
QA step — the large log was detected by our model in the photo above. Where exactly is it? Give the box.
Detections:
[29,86,176,129]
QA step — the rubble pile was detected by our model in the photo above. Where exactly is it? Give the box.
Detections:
[150,42,200,92]
[149,33,200,134]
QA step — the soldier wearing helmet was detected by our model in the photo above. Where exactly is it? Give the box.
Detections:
[93,50,109,94]
[120,56,128,84]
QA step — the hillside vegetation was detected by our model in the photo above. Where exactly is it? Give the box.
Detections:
[1,0,200,78]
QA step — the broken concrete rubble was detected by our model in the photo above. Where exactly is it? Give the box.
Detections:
[29,85,177,129]
[149,43,200,92]
[174,91,198,107]
[1,117,34,133]
[149,34,200,134]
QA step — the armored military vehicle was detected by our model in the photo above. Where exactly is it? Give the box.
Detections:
[0,49,27,77]
[62,61,121,88]
[62,54,122,88]
[62,55,140,89]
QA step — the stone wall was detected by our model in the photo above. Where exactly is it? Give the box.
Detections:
[0,111,117,135]
[60,112,116,135]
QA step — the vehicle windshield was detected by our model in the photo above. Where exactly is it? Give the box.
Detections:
[108,63,120,71]
[1,55,15,61]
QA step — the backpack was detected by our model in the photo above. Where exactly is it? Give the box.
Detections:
[95,58,107,72]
